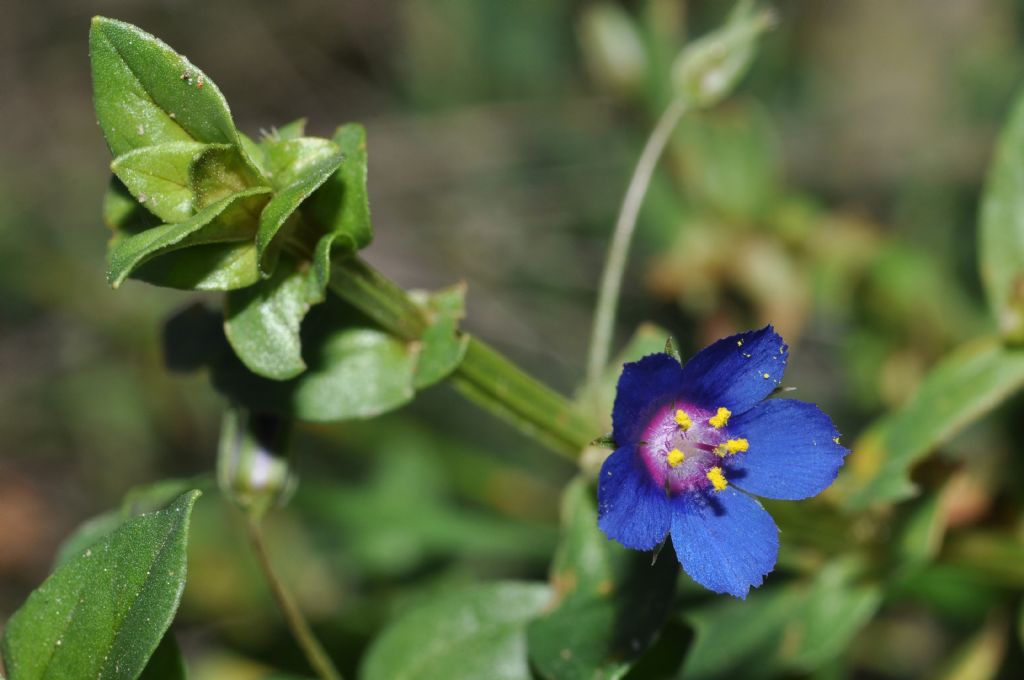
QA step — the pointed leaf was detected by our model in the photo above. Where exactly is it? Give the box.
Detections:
[107,187,269,288]
[256,151,345,274]
[840,338,1024,509]
[980,86,1024,342]
[1,491,200,680]
[111,141,211,223]
[306,123,373,251]
[224,255,325,380]
[362,582,552,680]
[90,17,239,156]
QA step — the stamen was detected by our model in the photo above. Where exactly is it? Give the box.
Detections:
[667,448,686,467]
[715,438,749,456]
[674,409,692,431]
[707,466,728,492]
[708,407,731,429]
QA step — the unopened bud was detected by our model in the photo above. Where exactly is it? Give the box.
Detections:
[217,407,296,518]
[671,0,776,108]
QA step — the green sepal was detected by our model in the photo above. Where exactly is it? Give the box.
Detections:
[110,140,210,223]
[0,491,200,680]
[107,187,270,288]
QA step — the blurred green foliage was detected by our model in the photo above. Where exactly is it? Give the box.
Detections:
[3,0,1024,678]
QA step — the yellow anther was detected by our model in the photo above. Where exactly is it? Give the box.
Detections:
[832,436,840,445]
[737,339,744,347]
[708,407,731,429]
[762,372,771,379]
[715,438,749,456]
[667,448,686,467]
[674,409,692,431]
[707,466,728,492]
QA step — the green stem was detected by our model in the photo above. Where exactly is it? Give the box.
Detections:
[327,258,594,459]
[245,517,343,680]
[452,338,595,459]
[585,95,689,385]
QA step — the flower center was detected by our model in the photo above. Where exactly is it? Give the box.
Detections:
[638,401,749,494]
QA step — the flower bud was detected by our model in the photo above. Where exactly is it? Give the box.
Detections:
[217,407,296,518]
[671,0,776,109]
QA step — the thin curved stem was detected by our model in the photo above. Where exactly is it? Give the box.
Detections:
[586,95,689,385]
[246,516,343,680]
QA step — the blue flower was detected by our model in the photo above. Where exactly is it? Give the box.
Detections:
[597,326,848,598]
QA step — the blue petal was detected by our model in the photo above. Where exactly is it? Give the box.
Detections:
[598,445,672,551]
[612,353,685,445]
[728,399,848,500]
[678,326,788,415]
[670,488,778,598]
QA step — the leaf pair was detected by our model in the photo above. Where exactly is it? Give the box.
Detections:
[165,283,469,422]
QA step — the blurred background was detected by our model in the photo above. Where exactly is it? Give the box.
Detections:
[2,0,1024,677]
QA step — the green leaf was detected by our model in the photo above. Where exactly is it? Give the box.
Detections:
[256,150,345,274]
[527,478,678,680]
[302,439,557,575]
[411,283,470,389]
[839,338,1024,509]
[225,255,325,379]
[110,141,211,223]
[980,85,1024,342]
[90,17,240,157]
[138,633,186,680]
[306,123,374,251]
[212,296,419,421]
[362,582,552,680]
[259,137,341,191]
[107,187,269,288]
[133,242,262,291]
[189,145,265,210]
[670,0,775,108]
[1,491,200,680]
[104,177,161,235]
[681,586,803,679]
[782,560,882,672]
[53,512,123,569]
